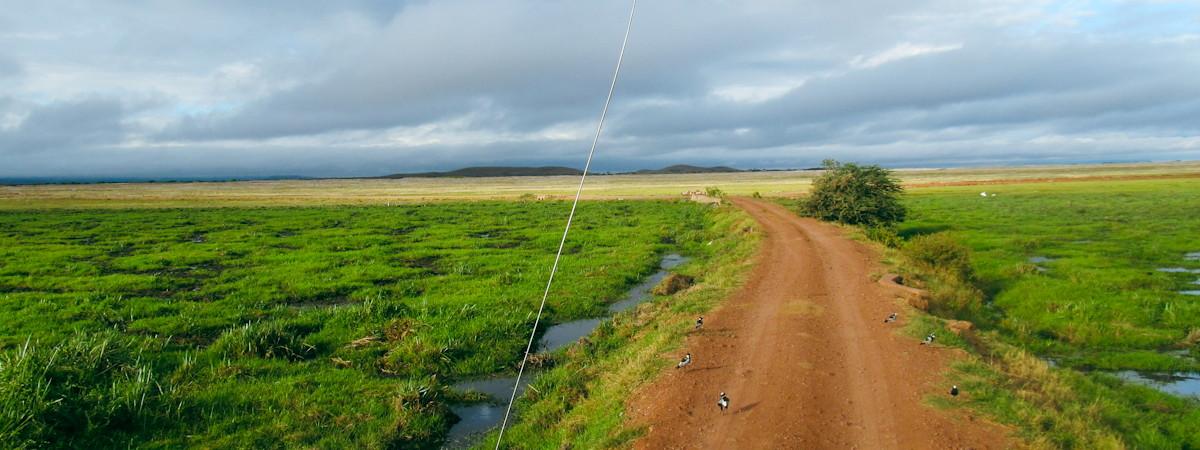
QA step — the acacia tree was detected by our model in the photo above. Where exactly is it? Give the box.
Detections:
[803,159,906,226]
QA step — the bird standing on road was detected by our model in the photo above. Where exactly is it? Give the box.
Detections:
[920,332,936,345]
[717,392,730,413]
[950,385,959,397]
[676,352,692,369]
[695,316,704,330]
[884,313,898,323]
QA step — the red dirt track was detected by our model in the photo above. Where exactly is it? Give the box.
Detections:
[628,198,1012,449]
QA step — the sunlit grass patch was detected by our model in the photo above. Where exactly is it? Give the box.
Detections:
[0,200,717,448]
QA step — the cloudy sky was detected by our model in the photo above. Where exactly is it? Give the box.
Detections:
[2,0,1199,178]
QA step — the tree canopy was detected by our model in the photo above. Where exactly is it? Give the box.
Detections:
[803,159,906,226]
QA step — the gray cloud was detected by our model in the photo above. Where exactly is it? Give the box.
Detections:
[1,0,1199,178]
[0,98,125,155]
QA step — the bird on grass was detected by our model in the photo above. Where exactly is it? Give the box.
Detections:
[717,392,730,413]
[920,332,936,345]
[950,385,959,397]
[695,316,704,330]
[677,352,692,369]
[884,313,898,323]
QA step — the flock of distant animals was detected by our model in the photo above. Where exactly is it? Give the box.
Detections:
[677,312,959,415]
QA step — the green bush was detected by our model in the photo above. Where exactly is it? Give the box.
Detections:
[902,232,987,321]
[803,160,906,226]
[864,226,901,248]
[905,232,974,281]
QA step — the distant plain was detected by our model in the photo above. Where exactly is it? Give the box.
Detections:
[3,161,1198,209]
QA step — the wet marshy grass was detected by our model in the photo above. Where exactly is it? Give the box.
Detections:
[0,201,713,448]
[901,178,1200,367]
[897,178,1200,447]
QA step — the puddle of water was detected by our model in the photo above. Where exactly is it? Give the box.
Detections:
[659,253,688,270]
[453,375,531,400]
[1185,252,1200,261]
[1158,267,1200,274]
[443,254,689,448]
[1180,290,1200,296]
[444,374,537,448]
[539,254,688,351]
[445,404,504,448]
[1028,256,1055,264]
[1112,371,1200,398]
[1046,355,1200,400]
[540,254,690,352]
[538,318,604,353]
[609,254,690,313]
[607,276,661,313]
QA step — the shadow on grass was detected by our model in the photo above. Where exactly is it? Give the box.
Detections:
[898,225,951,239]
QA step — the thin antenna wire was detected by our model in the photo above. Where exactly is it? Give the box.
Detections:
[493,1,637,447]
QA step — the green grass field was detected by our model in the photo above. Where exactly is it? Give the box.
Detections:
[5,164,1200,448]
[902,178,1200,369]
[892,178,1200,447]
[0,201,722,448]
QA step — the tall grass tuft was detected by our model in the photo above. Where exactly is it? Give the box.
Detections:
[0,340,55,449]
[385,378,453,448]
[0,332,178,449]
[905,232,974,280]
[210,320,320,361]
[901,232,988,321]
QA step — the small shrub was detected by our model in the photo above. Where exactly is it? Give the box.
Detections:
[929,280,986,318]
[704,187,725,198]
[902,232,989,322]
[751,191,763,199]
[864,226,901,248]
[905,232,974,281]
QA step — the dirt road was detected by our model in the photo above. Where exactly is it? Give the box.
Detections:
[628,198,1011,449]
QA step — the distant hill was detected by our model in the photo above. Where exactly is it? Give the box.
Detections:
[632,164,743,175]
[379,166,584,179]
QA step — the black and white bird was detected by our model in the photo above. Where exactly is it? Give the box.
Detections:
[950,385,959,397]
[695,316,704,330]
[920,332,936,345]
[676,352,692,369]
[717,392,730,413]
[884,313,898,323]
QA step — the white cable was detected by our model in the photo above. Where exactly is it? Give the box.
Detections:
[493,1,638,447]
